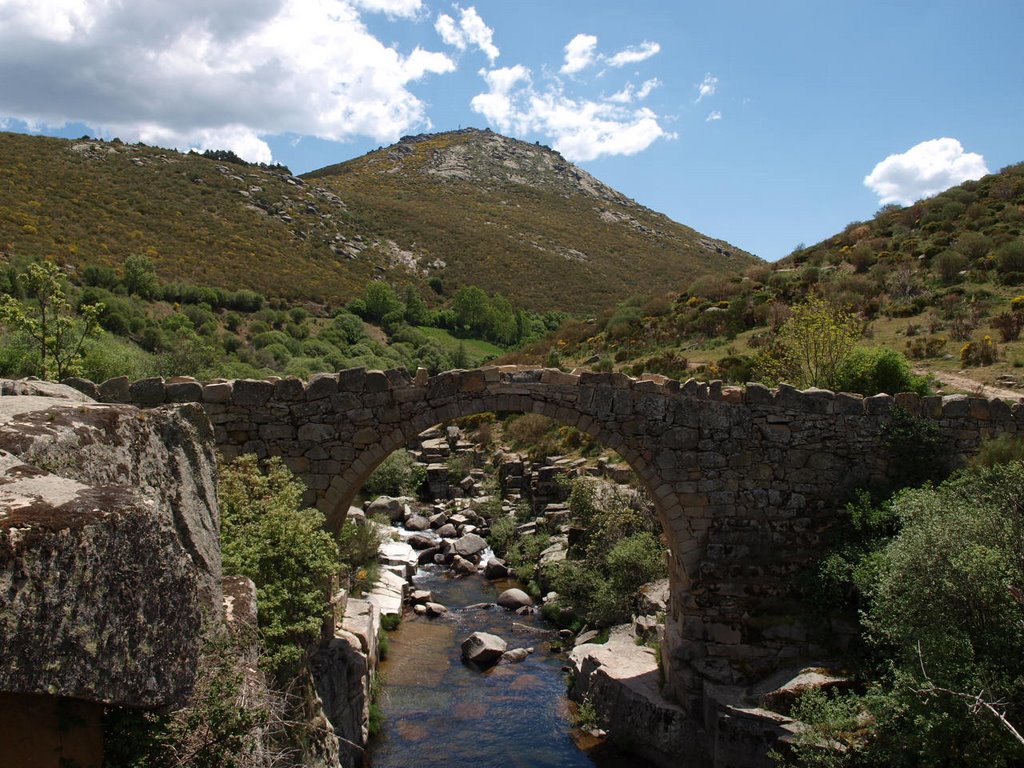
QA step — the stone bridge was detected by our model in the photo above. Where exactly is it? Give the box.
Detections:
[82,366,1022,761]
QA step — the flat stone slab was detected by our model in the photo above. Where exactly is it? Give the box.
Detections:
[367,569,407,617]
[379,540,418,579]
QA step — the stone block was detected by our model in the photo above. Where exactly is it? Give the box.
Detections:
[61,376,100,400]
[352,427,379,445]
[942,394,970,419]
[338,367,366,391]
[297,422,335,442]
[99,376,131,403]
[259,424,296,440]
[232,379,273,406]
[893,392,920,414]
[166,381,202,402]
[744,382,772,404]
[273,377,306,401]
[129,377,166,406]
[864,393,894,415]
[364,370,389,393]
[969,398,990,420]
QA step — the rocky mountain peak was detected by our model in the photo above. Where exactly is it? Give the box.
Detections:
[363,128,633,206]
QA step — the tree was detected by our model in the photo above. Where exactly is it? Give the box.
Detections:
[860,464,1024,766]
[0,260,103,380]
[362,280,402,322]
[754,295,860,389]
[122,254,159,298]
[402,284,429,326]
[452,285,491,335]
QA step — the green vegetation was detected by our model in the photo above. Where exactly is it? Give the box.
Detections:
[0,129,754,314]
[218,455,339,680]
[104,631,267,768]
[754,295,860,389]
[0,250,553,384]
[501,162,1024,396]
[362,449,427,499]
[0,260,103,378]
[786,441,1024,767]
[511,478,668,628]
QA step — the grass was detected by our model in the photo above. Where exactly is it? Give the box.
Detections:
[414,325,504,366]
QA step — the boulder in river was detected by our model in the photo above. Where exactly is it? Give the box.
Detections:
[405,514,430,532]
[451,532,487,558]
[502,648,531,663]
[425,602,448,617]
[436,523,457,538]
[407,533,436,550]
[497,588,534,610]
[451,554,478,575]
[461,632,507,667]
[483,558,511,579]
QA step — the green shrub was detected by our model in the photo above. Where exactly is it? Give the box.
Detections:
[835,347,929,396]
[219,455,339,680]
[104,631,265,768]
[488,515,517,558]
[969,434,1024,469]
[362,450,427,499]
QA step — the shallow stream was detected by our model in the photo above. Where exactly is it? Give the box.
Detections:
[366,565,652,768]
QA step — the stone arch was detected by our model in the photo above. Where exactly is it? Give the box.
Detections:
[331,391,693,589]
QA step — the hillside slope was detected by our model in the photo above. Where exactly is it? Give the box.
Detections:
[505,162,1024,395]
[0,130,757,313]
[304,128,760,311]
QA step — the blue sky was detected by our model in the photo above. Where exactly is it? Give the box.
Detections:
[0,1,1021,262]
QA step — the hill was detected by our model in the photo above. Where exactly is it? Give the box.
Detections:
[0,129,757,314]
[507,161,1024,396]
[303,128,760,311]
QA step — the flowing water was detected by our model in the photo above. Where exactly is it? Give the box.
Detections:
[366,565,652,768]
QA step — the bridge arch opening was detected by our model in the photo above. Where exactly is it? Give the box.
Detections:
[332,395,697,618]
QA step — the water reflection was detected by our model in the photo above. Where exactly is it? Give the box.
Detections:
[367,567,652,768]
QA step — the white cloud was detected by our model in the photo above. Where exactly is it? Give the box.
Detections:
[607,41,660,68]
[636,78,660,100]
[561,33,598,74]
[434,5,498,63]
[470,65,530,129]
[864,138,989,205]
[0,0,456,163]
[706,110,722,122]
[695,73,717,102]
[350,0,422,17]
[607,78,660,104]
[471,66,673,162]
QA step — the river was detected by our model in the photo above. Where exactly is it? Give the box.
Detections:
[366,563,652,768]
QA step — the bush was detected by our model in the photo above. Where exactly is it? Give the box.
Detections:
[834,347,929,396]
[995,239,1024,275]
[969,434,1024,469]
[218,456,339,680]
[859,465,1024,766]
[362,450,426,499]
[488,515,517,558]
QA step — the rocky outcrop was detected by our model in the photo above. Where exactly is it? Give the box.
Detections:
[0,384,220,710]
[312,596,381,768]
[569,627,694,767]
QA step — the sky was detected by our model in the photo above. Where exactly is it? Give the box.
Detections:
[0,1,1021,262]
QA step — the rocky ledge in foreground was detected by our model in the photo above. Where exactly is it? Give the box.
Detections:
[0,380,221,765]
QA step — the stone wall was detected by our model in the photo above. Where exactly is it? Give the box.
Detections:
[68,367,1023,765]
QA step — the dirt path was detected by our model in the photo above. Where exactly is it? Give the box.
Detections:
[922,369,1023,400]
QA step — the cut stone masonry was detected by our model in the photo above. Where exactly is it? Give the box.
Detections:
[69,366,1023,764]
